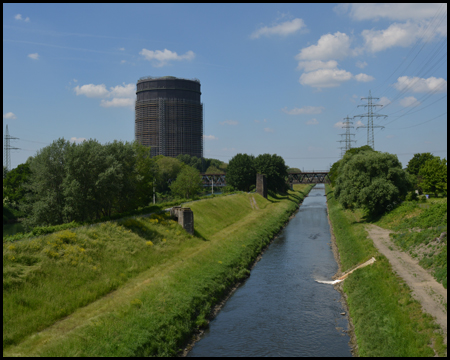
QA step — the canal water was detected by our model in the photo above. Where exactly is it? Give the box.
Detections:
[187,184,352,357]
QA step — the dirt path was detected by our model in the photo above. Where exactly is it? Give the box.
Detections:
[365,224,447,344]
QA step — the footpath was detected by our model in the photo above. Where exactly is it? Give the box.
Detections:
[365,224,447,345]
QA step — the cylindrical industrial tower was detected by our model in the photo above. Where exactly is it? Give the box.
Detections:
[135,76,203,158]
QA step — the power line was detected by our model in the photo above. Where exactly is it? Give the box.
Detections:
[388,112,446,130]
[354,90,387,150]
[4,125,21,171]
[337,116,356,157]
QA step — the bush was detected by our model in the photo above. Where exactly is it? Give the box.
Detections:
[334,151,411,217]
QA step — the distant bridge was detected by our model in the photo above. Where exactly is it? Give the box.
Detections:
[288,171,330,184]
[199,171,330,187]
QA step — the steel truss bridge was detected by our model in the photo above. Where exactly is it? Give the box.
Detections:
[198,171,330,187]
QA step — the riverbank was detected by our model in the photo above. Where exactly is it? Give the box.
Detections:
[325,184,446,357]
[3,185,312,357]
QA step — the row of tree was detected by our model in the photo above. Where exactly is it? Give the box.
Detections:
[226,153,289,193]
[3,140,232,228]
[329,146,447,217]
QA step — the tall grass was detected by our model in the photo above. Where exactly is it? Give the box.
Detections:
[326,185,446,357]
[4,185,312,356]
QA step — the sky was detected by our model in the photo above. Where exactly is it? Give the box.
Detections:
[3,3,447,171]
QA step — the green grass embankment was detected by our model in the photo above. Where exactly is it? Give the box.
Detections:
[3,184,313,357]
[326,185,446,357]
[374,199,447,288]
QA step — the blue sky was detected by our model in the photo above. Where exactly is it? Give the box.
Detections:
[3,3,447,171]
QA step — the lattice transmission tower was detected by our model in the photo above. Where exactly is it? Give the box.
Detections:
[4,125,20,172]
[337,116,356,157]
[354,90,387,150]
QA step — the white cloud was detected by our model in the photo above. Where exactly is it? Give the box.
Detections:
[119,47,125,51]
[362,22,427,53]
[3,112,17,119]
[220,120,238,125]
[74,82,136,108]
[73,79,78,83]
[251,18,306,39]
[378,97,391,106]
[70,137,87,143]
[393,76,447,93]
[400,96,420,107]
[356,61,367,69]
[100,98,134,108]
[355,73,374,82]
[264,127,274,133]
[282,106,324,115]
[28,53,39,60]
[334,121,345,128]
[297,60,338,72]
[254,119,260,123]
[299,68,353,88]
[109,83,135,98]
[341,3,446,21]
[296,32,353,61]
[139,48,195,67]
[355,120,365,127]
[120,60,126,64]
[15,14,30,22]
[74,84,109,98]
[306,118,319,125]
[203,135,218,140]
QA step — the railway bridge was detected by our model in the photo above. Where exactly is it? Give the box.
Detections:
[199,171,330,187]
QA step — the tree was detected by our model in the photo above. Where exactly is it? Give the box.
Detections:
[3,162,31,206]
[133,142,156,207]
[406,152,436,175]
[155,156,184,193]
[419,157,447,196]
[22,138,70,227]
[287,167,301,173]
[205,165,221,174]
[329,145,374,187]
[334,151,411,217]
[254,153,289,193]
[226,153,256,192]
[170,165,203,199]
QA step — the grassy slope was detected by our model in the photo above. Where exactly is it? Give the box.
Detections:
[374,198,447,288]
[3,185,312,356]
[326,185,446,357]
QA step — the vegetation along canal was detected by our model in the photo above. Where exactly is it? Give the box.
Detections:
[187,184,352,356]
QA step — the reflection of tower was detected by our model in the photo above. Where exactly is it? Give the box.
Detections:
[135,76,203,158]
[337,116,356,157]
[354,90,387,150]
[4,125,20,172]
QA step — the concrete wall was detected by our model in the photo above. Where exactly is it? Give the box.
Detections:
[256,174,267,199]
[170,206,194,235]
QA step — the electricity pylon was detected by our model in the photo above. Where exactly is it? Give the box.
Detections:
[337,116,356,157]
[4,125,20,172]
[354,90,387,150]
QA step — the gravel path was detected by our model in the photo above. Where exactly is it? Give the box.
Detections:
[365,224,447,346]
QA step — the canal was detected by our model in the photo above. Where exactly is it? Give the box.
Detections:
[187,184,353,357]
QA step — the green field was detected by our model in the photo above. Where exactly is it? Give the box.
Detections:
[3,185,312,356]
[326,185,446,357]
